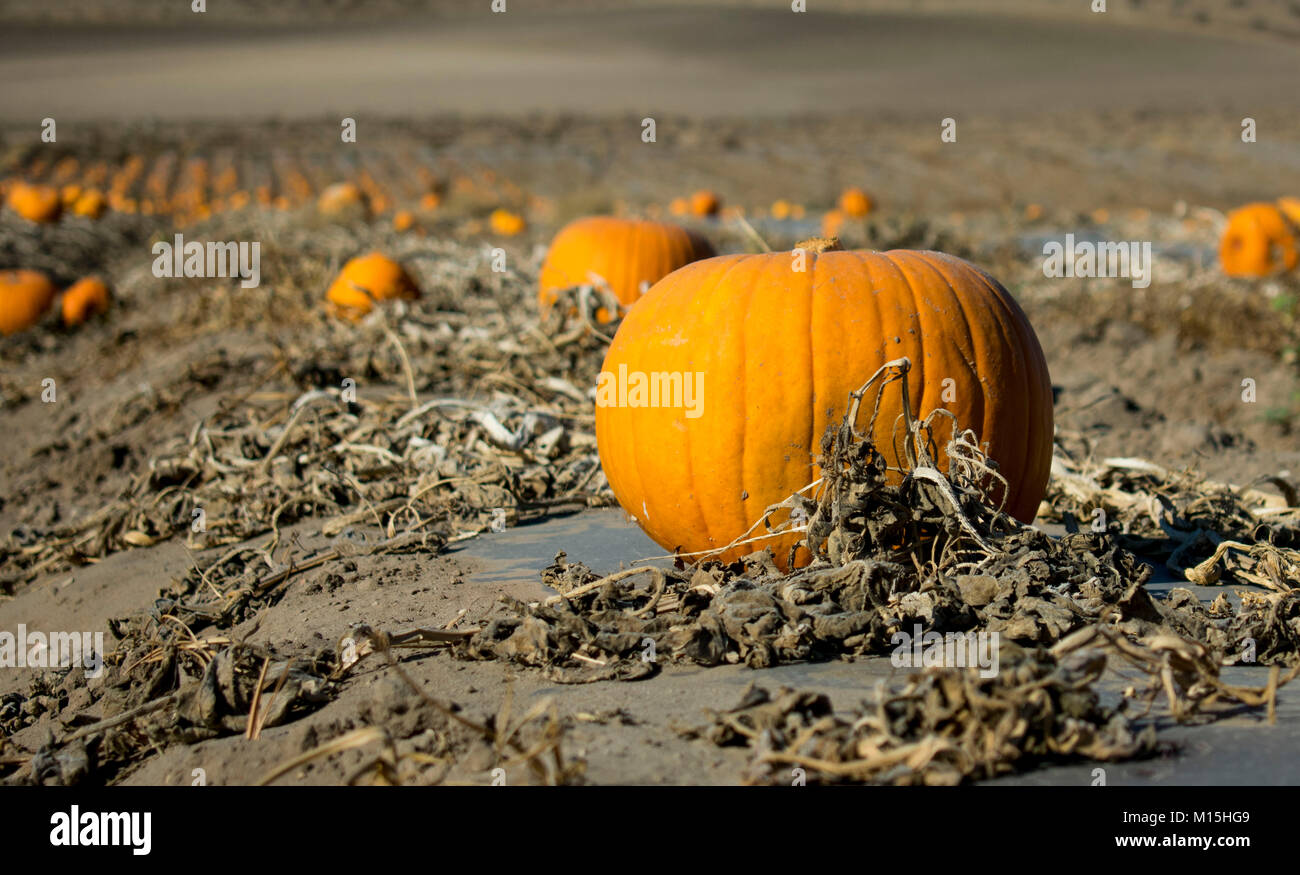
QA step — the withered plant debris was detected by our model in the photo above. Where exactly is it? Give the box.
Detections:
[2,630,338,786]
[1,237,615,590]
[703,642,1157,786]
[1046,446,1299,591]
[260,624,585,786]
[449,358,1298,781]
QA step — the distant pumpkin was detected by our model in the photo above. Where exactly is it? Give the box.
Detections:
[538,216,716,321]
[1278,196,1300,227]
[838,187,873,218]
[1219,202,1298,277]
[489,208,526,235]
[71,189,107,219]
[689,190,720,217]
[419,192,441,211]
[326,252,420,320]
[393,209,416,232]
[61,277,111,327]
[0,270,56,335]
[317,181,368,217]
[821,209,846,237]
[6,182,62,223]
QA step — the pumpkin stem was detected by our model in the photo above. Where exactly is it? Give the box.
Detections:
[794,236,842,254]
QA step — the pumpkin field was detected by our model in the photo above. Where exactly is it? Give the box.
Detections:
[2,2,1300,792]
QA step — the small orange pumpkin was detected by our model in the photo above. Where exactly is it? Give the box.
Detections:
[821,209,845,237]
[419,192,441,211]
[489,208,526,236]
[770,200,792,220]
[6,182,62,223]
[596,240,1054,570]
[838,187,873,218]
[326,252,420,320]
[392,209,416,232]
[538,216,716,321]
[0,269,56,335]
[71,189,107,219]
[61,277,111,327]
[1278,196,1300,227]
[689,190,720,217]
[1219,202,1298,277]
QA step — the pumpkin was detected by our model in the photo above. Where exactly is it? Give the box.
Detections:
[489,208,526,235]
[0,269,56,335]
[595,239,1054,570]
[392,209,416,232]
[770,200,792,220]
[60,184,83,206]
[326,252,420,320]
[838,187,873,218]
[61,277,110,327]
[1219,202,1298,277]
[1278,196,1300,227]
[689,190,721,217]
[6,182,62,223]
[669,197,690,217]
[71,189,107,219]
[537,216,716,321]
[821,209,845,237]
[419,192,442,211]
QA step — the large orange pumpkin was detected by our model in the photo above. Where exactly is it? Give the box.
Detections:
[538,216,716,321]
[1219,202,1298,277]
[0,269,57,335]
[61,277,111,327]
[595,241,1054,569]
[6,182,62,223]
[326,252,420,320]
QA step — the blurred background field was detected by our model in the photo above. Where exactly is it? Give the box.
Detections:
[3,0,1300,786]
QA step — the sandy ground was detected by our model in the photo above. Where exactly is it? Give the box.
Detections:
[2,8,1300,120]
[2,4,1300,786]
